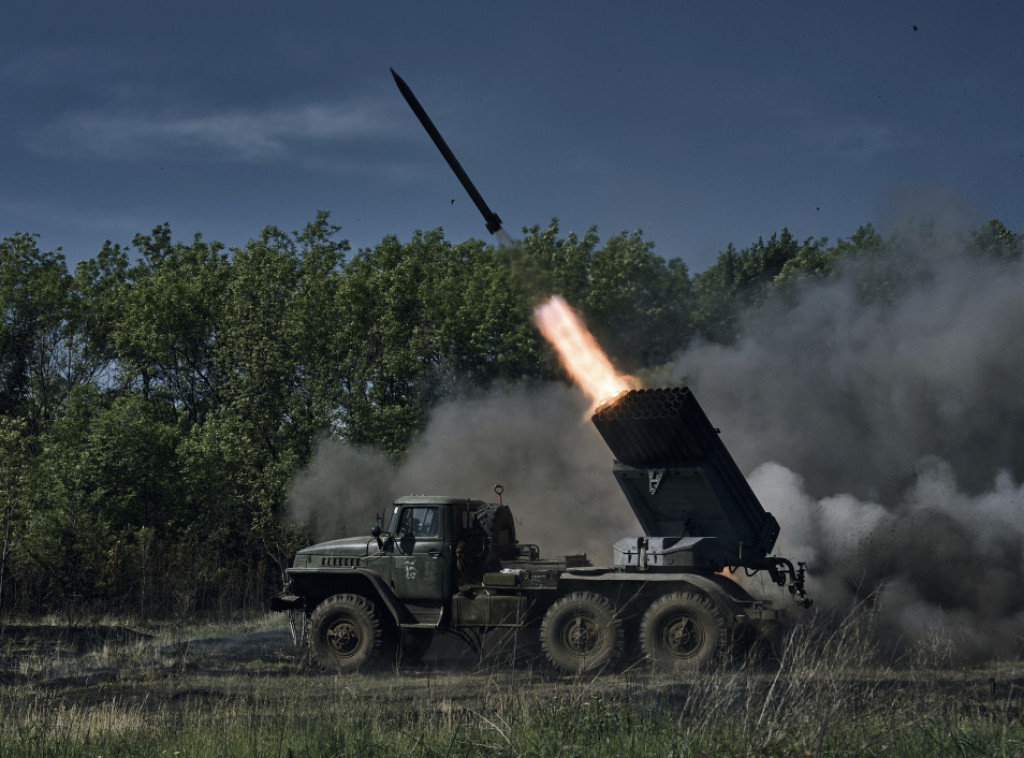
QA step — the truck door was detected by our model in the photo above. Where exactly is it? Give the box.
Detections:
[391,505,450,604]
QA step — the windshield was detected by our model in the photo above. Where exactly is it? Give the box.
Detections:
[396,506,440,538]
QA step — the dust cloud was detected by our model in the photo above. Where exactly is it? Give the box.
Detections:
[673,218,1024,660]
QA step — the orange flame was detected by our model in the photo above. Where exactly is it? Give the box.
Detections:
[533,295,639,410]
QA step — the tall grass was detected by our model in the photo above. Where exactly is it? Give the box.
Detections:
[2,607,1024,757]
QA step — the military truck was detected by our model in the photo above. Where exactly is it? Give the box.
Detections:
[271,387,809,673]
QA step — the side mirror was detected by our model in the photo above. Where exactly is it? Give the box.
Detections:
[372,514,384,550]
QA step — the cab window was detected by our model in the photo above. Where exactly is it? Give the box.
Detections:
[397,506,440,538]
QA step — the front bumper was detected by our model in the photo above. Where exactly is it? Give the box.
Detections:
[269,592,304,612]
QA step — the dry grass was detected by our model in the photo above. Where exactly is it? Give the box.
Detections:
[2,609,1024,756]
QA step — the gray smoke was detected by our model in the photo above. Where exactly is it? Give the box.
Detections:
[673,220,1024,660]
[288,383,638,561]
[288,443,396,540]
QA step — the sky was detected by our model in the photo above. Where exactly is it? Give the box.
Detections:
[3,1,1022,273]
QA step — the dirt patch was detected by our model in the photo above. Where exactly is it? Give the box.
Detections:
[0,624,152,652]
[159,629,295,663]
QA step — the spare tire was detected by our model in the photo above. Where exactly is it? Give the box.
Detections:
[474,503,517,560]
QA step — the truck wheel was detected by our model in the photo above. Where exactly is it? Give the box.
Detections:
[309,594,386,673]
[540,592,624,673]
[640,592,728,671]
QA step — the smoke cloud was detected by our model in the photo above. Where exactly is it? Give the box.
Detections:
[289,383,638,561]
[289,443,396,542]
[673,220,1024,660]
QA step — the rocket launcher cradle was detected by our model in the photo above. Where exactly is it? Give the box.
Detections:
[592,387,811,606]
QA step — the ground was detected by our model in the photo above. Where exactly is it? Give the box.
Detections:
[2,614,1023,756]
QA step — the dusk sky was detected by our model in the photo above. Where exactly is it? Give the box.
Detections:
[3,1,1022,272]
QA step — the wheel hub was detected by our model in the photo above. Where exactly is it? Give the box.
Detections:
[664,615,703,658]
[326,619,361,657]
[564,615,598,654]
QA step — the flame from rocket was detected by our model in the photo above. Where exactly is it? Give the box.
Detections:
[533,295,639,411]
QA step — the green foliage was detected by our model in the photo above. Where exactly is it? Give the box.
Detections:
[112,226,230,423]
[584,231,692,370]
[692,229,830,342]
[516,221,598,300]
[971,218,1022,261]
[0,213,1019,618]
[0,233,76,430]
[0,415,29,620]
[518,221,694,370]
[337,229,542,454]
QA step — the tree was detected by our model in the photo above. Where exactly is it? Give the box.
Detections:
[0,233,75,431]
[336,229,545,454]
[111,225,230,424]
[692,243,742,343]
[446,239,541,385]
[516,221,597,302]
[971,219,1022,262]
[692,229,838,342]
[17,390,114,621]
[516,221,694,368]
[0,416,28,621]
[73,239,132,390]
[585,230,692,369]
[174,214,350,611]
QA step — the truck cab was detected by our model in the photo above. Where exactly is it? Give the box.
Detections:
[275,496,506,624]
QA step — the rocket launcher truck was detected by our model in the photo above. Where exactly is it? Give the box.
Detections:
[271,387,810,673]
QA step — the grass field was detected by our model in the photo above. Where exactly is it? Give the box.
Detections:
[2,611,1023,757]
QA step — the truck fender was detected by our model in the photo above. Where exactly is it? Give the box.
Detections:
[560,571,749,629]
[354,569,413,626]
[666,574,748,627]
[291,567,414,627]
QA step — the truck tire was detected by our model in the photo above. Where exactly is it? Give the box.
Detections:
[540,591,624,673]
[309,594,386,673]
[640,591,728,671]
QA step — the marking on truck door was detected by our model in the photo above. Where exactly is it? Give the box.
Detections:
[404,558,417,580]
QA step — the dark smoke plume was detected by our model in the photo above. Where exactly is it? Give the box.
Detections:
[673,219,1024,660]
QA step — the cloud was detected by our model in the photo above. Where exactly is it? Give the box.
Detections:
[32,100,400,162]
[746,102,907,161]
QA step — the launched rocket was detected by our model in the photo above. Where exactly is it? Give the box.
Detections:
[391,68,505,236]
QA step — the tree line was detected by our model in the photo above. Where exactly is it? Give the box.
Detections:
[0,212,1019,622]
